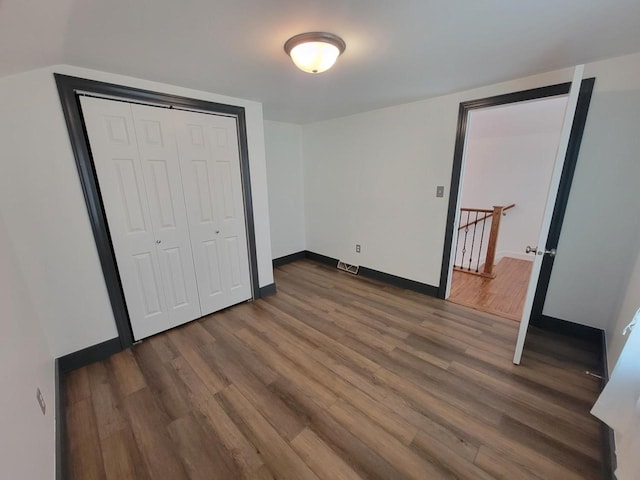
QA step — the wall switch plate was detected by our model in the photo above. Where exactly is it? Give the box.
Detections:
[355,244,361,253]
[436,186,445,198]
[36,388,46,415]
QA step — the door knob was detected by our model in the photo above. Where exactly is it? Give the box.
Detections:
[155,239,161,244]
[526,245,556,257]
[215,230,220,234]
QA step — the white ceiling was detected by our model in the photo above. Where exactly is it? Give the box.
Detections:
[2,0,640,123]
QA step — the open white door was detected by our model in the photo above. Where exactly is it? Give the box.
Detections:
[513,65,584,364]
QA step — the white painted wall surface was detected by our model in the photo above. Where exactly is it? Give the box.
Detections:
[542,53,640,328]
[303,68,574,286]
[0,65,274,357]
[264,121,306,258]
[0,208,55,479]
[457,96,567,267]
[303,51,640,331]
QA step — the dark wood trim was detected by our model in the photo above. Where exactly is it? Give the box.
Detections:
[359,266,439,297]
[273,251,306,268]
[304,250,339,267]
[54,73,261,349]
[57,337,122,374]
[439,79,595,310]
[530,314,602,345]
[55,359,66,480]
[259,283,277,297]
[301,251,439,297]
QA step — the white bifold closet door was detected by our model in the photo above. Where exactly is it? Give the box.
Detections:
[80,96,251,340]
[173,109,252,313]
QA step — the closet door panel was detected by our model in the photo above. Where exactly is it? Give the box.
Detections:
[131,104,202,326]
[208,120,252,304]
[80,96,171,340]
[174,110,252,313]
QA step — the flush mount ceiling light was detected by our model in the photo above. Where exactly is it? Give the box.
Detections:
[284,32,346,74]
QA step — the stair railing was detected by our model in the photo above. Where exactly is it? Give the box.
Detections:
[455,203,515,278]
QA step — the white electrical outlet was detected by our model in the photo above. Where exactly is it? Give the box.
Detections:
[36,388,46,415]
[355,244,361,253]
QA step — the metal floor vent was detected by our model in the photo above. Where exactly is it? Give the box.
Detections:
[337,261,359,274]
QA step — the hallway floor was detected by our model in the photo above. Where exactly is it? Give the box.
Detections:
[448,257,533,321]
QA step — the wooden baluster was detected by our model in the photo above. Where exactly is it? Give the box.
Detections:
[483,206,504,278]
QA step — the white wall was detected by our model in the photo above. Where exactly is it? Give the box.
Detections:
[458,97,567,267]
[0,209,55,478]
[264,121,306,258]
[303,67,574,287]
[303,51,640,331]
[0,65,274,358]
[543,54,640,328]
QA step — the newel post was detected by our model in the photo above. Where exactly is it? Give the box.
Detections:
[483,206,504,277]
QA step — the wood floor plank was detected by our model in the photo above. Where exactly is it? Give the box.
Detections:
[66,398,105,480]
[167,328,226,394]
[123,388,189,480]
[328,400,453,480]
[65,367,91,406]
[65,259,604,480]
[411,430,492,480]
[218,385,320,480]
[108,348,146,396]
[291,428,364,480]
[374,367,586,480]
[200,337,307,441]
[132,341,192,421]
[247,313,419,445]
[197,397,267,477]
[267,375,406,480]
[473,445,539,480]
[234,327,337,408]
[448,257,532,321]
[167,413,240,480]
[100,428,149,480]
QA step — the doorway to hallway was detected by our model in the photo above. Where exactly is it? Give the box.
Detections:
[447,96,569,321]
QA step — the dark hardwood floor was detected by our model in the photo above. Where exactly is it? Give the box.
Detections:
[64,259,604,479]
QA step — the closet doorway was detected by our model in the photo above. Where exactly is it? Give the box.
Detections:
[57,75,260,348]
[81,97,252,340]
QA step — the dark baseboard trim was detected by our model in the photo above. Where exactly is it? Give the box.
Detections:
[259,283,277,297]
[358,266,439,297]
[55,359,66,480]
[273,251,306,268]
[304,251,339,267]
[57,337,122,374]
[530,315,602,344]
[302,251,438,297]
